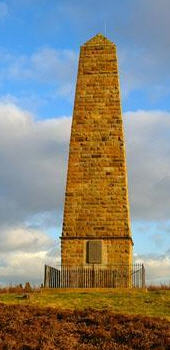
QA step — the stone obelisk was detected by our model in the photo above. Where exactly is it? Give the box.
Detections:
[61,34,133,274]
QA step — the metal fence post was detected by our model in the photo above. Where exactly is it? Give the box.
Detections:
[142,264,145,288]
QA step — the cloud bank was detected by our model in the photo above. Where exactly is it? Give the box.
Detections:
[0,47,77,107]
[0,103,71,228]
[0,227,58,286]
[135,252,170,285]
[124,110,170,220]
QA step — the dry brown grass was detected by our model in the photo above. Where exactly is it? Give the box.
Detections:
[0,283,40,294]
[0,303,169,350]
[147,284,170,291]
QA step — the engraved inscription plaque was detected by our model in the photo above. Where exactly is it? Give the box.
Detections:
[86,241,102,264]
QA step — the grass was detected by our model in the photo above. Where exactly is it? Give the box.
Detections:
[0,288,169,320]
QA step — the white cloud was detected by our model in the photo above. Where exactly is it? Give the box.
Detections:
[0,226,60,285]
[31,48,77,83]
[0,227,53,252]
[124,110,170,220]
[0,48,77,100]
[0,2,8,20]
[0,102,71,227]
[134,251,170,285]
[0,93,48,113]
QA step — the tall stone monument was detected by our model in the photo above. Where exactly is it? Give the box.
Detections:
[61,34,133,282]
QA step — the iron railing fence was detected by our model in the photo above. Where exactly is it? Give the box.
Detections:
[44,263,145,288]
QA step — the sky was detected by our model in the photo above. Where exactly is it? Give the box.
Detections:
[0,0,170,286]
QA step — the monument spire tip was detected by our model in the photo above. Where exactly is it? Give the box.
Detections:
[83,33,115,46]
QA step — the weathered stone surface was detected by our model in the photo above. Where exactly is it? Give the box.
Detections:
[61,34,133,270]
[61,238,132,266]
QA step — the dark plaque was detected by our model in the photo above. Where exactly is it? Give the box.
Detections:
[86,240,102,264]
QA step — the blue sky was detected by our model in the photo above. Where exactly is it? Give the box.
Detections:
[0,0,169,285]
[1,0,170,117]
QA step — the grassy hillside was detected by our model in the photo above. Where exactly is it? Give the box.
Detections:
[0,288,169,320]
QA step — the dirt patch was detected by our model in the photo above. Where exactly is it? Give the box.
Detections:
[0,303,169,349]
